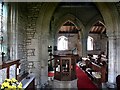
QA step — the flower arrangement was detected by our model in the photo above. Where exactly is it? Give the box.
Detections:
[1,78,22,90]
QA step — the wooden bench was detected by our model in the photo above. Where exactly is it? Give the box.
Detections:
[84,60,107,87]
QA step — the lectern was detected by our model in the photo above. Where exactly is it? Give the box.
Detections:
[54,54,78,81]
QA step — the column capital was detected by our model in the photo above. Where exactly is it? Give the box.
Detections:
[108,34,120,39]
[107,34,116,40]
[107,33,115,37]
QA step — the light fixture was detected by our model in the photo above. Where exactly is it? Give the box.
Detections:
[48,45,52,52]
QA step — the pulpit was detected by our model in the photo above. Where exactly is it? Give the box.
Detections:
[54,54,78,81]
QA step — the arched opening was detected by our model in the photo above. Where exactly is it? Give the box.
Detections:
[86,20,108,84]
[55,20,81,55]
[87,20,108,55]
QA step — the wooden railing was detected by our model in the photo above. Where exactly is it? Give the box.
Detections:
[0,59,20,85]
[0,59,35,90]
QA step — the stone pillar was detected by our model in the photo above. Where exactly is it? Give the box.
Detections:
[116,36,120,79]
[81,35,87,57]
[77,30,82,56]
[9,3,18,60]
[39,36,49,88]
[107,35,117,88]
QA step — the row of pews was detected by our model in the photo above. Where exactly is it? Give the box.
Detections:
[78,55,108,88]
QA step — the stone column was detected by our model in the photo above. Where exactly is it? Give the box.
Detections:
[116,36,120,79]
[9,3,18,60]
[81,35,87,57]
[39,35,49,88]
[77,30,82,56]
[107,35,117,88]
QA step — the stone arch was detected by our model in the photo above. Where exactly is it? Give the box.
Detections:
[86,14,104,36]
[95,3,119,36]
[36,2,58,86]
[52,14,85,56]
[53,13,85,37]
[52,14,85,51]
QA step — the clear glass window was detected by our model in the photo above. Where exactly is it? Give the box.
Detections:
[87,36,93,50]
[57,36,68,50]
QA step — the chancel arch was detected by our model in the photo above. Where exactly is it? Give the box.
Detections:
[51,14,85,57]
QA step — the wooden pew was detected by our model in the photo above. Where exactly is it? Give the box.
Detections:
[85,60,107,87]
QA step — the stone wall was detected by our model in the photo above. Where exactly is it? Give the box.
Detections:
[7,2,43,88]
[87,33,108,55]
[25,3,43,88]
[17,3,28,77]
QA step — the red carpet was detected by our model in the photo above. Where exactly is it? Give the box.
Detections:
[76,65,99,89]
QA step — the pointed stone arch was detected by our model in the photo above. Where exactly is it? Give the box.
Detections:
[51,14,85,56]
[52,14,85,55]
[53,13,85,37]
[85,14,104,35]
[95,3,119,36]
[36,2,58,86]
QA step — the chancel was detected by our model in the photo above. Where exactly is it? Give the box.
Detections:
[0,1,120,90]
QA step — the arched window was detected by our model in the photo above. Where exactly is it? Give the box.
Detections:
[57,36,68,50]
[87,36,93,50]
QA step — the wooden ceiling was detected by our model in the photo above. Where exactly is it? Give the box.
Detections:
[59,21,106,34]
[89,21,106,34]
[59,21,79,33]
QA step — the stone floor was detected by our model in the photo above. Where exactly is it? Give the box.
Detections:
[40,80,53,90]
[39,80,118,90]
[40,80,78,90]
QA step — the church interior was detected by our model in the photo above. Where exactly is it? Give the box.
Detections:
[0,1,120,90]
